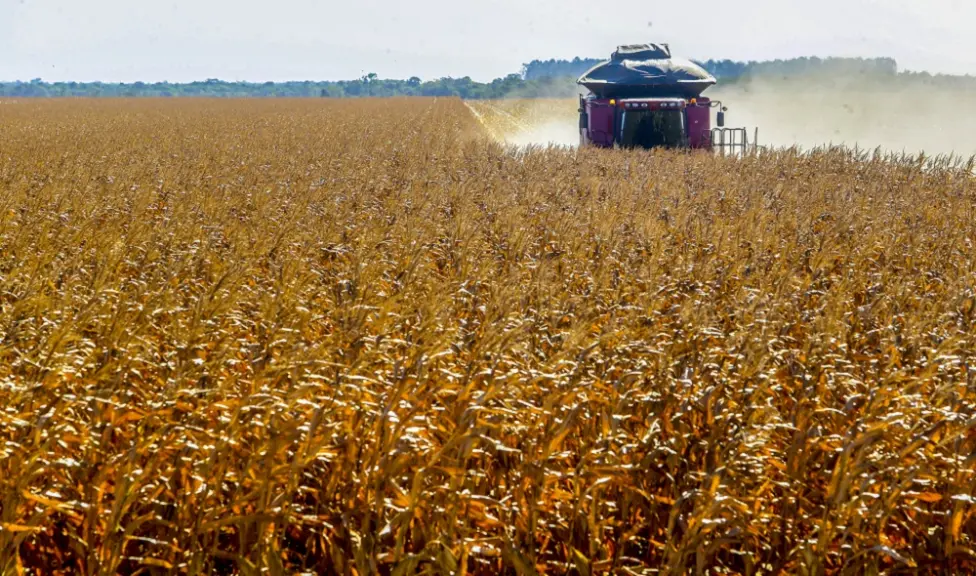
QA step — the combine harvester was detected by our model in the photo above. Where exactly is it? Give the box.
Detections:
[578,43,758,153]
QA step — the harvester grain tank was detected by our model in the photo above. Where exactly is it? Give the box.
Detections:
[577,44,757,152]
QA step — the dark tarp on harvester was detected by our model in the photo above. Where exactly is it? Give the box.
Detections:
[611,43,672,61]
[578,44,716,99]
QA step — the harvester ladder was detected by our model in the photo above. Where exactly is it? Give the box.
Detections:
[707,127,758,155]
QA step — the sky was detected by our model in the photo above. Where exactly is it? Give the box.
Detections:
[3,0,976,83]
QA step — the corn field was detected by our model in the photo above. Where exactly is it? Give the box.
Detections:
[2,98,976,574]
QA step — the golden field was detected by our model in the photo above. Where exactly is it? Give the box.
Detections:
[2,98,976,575]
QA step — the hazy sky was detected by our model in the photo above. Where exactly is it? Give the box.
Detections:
[3,0,976,82]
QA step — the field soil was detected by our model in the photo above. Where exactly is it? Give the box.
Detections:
[2,98,976,574]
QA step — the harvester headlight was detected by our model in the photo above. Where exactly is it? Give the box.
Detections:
[610,99,616,106]
[641,102,649,108]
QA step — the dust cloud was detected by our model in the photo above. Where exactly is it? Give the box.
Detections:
[485,76,976,159]
[708,75,976,158]
[466,99,581,148]
[503,119,579,147]
[499,87,589,147]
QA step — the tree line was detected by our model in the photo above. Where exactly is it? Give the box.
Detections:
[521,56,899,81]
[1,56,971,99]
[0,74,577,99]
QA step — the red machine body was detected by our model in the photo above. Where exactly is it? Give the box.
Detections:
[579,96,715,150]
[577,43,756,152]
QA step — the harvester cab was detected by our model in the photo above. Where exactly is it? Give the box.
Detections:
[577,43,758,154]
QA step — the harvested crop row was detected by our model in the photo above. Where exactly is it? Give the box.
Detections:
[1,97,975,574]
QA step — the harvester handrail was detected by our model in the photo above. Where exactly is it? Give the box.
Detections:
[707,127,759,155]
